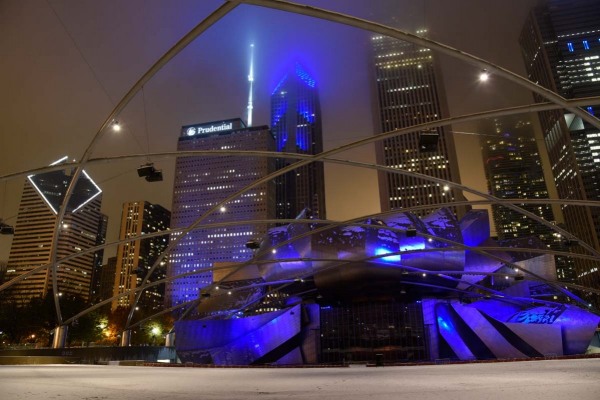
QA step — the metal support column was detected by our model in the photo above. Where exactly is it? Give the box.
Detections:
[120,329,132,347]
[165,332,176,347]
[52,325,69,349]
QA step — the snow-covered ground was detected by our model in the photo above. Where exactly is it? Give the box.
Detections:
[1,359,599,400]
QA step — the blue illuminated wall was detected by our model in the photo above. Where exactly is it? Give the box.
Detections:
[175,305,304,365]
[434,300,599,360]
[270,62,326,219]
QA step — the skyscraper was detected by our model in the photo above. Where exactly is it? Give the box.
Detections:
[3,157,104,305]
[166,118,274,308]
[371,32,464,216]
[89,213,108,303]
[99,256,117,308]
[481,118,576,282]
[520,0,600,292]
[112,201,170,313]
[271,63,326,219]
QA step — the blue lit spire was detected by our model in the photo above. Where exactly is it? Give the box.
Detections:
[246,43,255,127]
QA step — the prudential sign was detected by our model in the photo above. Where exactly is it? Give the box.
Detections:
[183,120,242,137]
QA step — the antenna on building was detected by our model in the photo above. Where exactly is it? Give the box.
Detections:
[246,43,254,127]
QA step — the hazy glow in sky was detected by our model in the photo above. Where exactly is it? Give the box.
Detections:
[0,0,540,261]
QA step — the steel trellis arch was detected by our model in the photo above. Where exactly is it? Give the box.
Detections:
[17,0,600,330]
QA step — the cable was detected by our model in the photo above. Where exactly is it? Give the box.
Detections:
[142,86,151,161]
[46,0,147,156]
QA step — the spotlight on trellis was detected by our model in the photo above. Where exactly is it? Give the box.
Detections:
[419,130,439,152]
[137,163,163,182]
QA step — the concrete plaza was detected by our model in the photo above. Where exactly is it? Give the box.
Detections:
[1,359,599,400]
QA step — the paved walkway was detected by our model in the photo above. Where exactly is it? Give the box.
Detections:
[1,359,599,400]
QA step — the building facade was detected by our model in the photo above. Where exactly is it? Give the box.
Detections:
[112,201,170,313]
[481,118,576,282]
[99,256,117,308]
[166,118,275,308]
[371,32,464,216]
[519,0,600,293]
[271,63,326,219]
[89,213,108,303]
[3,159,104,305]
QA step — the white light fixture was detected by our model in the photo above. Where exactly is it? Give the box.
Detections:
[479,70,490,82]
[112,121,121,132]
[219,206,226,213]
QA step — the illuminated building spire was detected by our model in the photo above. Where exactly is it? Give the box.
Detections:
[247,43,254,127]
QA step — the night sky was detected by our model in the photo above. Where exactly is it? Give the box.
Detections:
[0,0,541,261]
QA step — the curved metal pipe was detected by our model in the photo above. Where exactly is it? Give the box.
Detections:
[44,1,240,325]
[241,0,600,130]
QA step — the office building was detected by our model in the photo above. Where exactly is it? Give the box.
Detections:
[166,118,275,308]
[520,0,600,292]
[112,201,170,313]
[481,118,576,281]
[3,157,103,305]
[89,213,108,303]
[371,31,464,216]
[99,256,117,307]
[271,63,326,219]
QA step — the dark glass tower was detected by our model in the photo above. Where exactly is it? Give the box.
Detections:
[481,118,576,282]
[99,256,117,309]
[520,0,600,293]
[89,213,108,303]
[371,32,464,217]
[112,201,170,313]
[271,63,326,219]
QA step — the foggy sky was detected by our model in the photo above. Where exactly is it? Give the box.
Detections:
[0,0,540,261]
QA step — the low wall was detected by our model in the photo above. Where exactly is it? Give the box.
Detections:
[0,346,177,365]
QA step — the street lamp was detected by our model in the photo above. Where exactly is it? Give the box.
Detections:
[479,70,490,82]
[150,326,161,345]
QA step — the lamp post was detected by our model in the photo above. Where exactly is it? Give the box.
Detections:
[150,326,161,346]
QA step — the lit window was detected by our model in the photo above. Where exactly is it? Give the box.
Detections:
[567,42,574,52]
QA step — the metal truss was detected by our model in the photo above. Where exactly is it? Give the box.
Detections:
[1,0,600,339]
